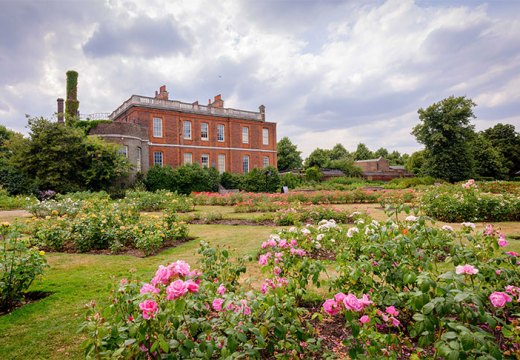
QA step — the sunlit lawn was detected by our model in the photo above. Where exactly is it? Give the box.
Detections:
[0,205,518,359]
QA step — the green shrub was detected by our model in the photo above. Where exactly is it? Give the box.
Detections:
[144,164,220,194]
[305,167,322,182]
[384,176,440,189]
[242,166,281,193]
[0,224,47,312]
[280,172,303,189]
[220,171,243,189]
[0,188,36,210]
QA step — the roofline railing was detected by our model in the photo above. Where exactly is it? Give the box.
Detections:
[109,95,264,121]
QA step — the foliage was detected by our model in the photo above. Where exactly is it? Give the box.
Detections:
[73,119,112,135]
[470,134,508,179]
[0,189,36,210]
[81,243,322,358]
[406,150,426,175]
[328,157,363,177]
[125,190,194,212]
[304,148,329,169]
[277,136,303,171]
[353,143,374,160]
[65,70,79,123]
[26,197,189,255]
[412,96,476,182]
[481,123,520,179]
[219,171,243,190]
[384,176,441,189]
[421,182,520,222]
[280,172,304,189]
[7,117,130,193]
[144,164,220,195]
[305,166,323,182]
[0,223,47,312]
[242,166,281,193]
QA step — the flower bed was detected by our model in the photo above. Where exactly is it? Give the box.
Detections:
[83,205,520,358]
[193,189,417,207]
[26,200,189,256]
[421,181,520,222]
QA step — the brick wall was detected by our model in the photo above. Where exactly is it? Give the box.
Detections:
[116,106,277,173]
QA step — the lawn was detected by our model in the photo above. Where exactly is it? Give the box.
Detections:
[0,204,519,359]
[0,224,275,360]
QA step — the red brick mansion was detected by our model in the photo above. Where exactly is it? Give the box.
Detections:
[90,86,277,178]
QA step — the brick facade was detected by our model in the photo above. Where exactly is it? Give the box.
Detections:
[94,86,277,175]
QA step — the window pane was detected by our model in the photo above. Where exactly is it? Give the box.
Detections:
[136,147,142,172]
[184,153,192,165]
[242,127,249,144]
[154,151,163,166]
[243,155,249,174]
[218,154,225,174]
[201,154,209,168]
[201,123,208,140]
[217,124,225,142]
[263,156,269,168]
[262,128,269,145]
[184,121,191,139]
[153,118,162,137]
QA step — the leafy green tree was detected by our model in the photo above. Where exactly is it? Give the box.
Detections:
[304,148,329,169]
[470,134,508,179]
[305,166,322,182]
[412,96,476,182]
[277,137,302,171]
[8,117,130,193]
[330,144,349,160]
[374,147,389,158]
[353,143,374,160]
[406,150,426,175]
[481,123,520,178]
[328,158,363,177]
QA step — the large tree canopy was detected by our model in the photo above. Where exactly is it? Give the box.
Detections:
[6,117,130,193]
[277,137,302,172]
[481,123,520,178]
[412,96,476,182]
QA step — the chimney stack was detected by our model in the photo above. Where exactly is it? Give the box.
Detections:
[210,94,224,108]
[155,85,169,100]
[57,98,64,123]
[259,105,265,121]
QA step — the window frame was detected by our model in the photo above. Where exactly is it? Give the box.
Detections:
[200,122,209,141]
[262,128,269,145]
[218,154,225,174]
[184,152,193,165]
[242,127,249,144]
[201,154,209,168]
[153,151,163,167]
[183,121,192,140]
[217,124,225,142]
[153,118,163,138]
[243,155,250,174]
[136,147,142,172]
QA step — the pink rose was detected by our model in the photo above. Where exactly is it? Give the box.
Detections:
[169,260,190,277]
[496,270,502,275]
[455,264,478,275]
[278,240,288,248]
[185,279,199,293]
[323,299,340,315]
[140,283,160,295]
[217,284,226,295]
[505,251,519,257]
[489,292,512,308]
[497,234,508,247]
[334,292,347,304]
[212,298,225,312]
[274,266,282,275]
[359,294,373,307]
[151,265,174,286]
[258,254,269,266]
[343,294,363,312]
[484,224,494,236]
[166,280,188,300]
[359,315,370,324]
[390,317,400,327]
[139,299,158,319]
[386,306,399,317]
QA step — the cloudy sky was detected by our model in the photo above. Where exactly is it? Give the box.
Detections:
[1,0,519,158]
